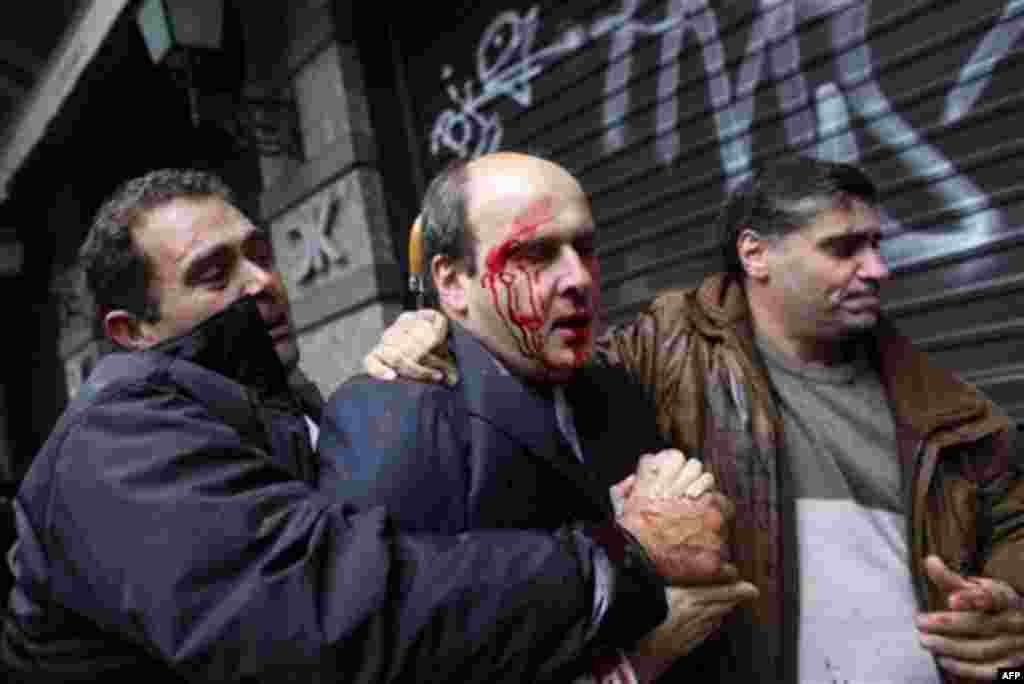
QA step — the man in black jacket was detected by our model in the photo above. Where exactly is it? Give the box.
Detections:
[1,169,735,682]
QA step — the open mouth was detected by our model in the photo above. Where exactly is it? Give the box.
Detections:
[552,313,593,336]
[842,295,880,309]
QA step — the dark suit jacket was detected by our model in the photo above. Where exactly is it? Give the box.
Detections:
[319,325,666,535]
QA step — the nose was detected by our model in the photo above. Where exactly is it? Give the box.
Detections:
[859,245,891,282]
[241,259,277,298]
[558,245,596,295]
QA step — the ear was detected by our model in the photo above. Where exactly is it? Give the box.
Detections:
[737,228,772,281]
[431,254,469,316]
[103,310,152,351]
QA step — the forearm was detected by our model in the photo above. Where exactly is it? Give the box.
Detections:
[46,485,613,682]
[49,465,663,681]
[359,520,604,683]
[593,306,676,410]
[309,517,666,683]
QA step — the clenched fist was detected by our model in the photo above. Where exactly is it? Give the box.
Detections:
[617,449,736,586]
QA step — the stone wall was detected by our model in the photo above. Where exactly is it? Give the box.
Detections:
[257,0,402,399]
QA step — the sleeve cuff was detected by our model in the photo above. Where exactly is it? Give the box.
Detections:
[573,649,639,684]
[583,522,667,651]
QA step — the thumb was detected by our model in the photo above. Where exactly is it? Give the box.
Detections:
[691,580,759,605]
[924,555,973,597]
[423,309,448,336]
[730,580,760,603]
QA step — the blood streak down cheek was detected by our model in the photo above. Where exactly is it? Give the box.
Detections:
[480,198,553,359]
[572,327,591,366]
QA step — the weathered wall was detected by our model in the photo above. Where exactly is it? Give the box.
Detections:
[257,1,403,398]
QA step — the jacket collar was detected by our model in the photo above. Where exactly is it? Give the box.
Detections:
[149,295,292,400]
[449,323,565,452]
[869,319,1005,440]
[694,272,1007,439]
[448,324,614,516]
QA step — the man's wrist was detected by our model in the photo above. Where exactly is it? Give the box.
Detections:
[625,648,670,684]
[583,521,667,650]
[584,521,662,582]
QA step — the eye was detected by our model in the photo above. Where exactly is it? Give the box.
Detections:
[188,252,232,288]
[247,238,275,268]
[829,243,855,258]
[824,237,860,259]
[195,264,227,287]
[518,241,558,262]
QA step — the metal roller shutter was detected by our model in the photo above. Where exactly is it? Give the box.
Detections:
[400,0,1024,422]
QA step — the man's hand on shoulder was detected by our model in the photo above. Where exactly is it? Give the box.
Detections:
[616,449,737,586]
[363,309,457,385]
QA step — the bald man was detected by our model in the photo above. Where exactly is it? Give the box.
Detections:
[318,153,756,683]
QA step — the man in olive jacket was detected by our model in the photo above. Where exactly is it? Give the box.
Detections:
[365,157,1024,682]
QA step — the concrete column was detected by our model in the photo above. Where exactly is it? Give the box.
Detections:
[258,0,403,398]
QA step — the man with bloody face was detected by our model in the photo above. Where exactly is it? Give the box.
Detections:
[319,153,756,683]
[441,153,598,379]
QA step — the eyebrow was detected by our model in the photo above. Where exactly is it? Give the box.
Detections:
[511,235,559,254]
[182,226,266,279]
[815,220,882,245]
[517,226,594,248]
[525,224,595,241]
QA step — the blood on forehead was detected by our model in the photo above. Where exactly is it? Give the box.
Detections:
[483,196,555,275]
[512,196,555,232]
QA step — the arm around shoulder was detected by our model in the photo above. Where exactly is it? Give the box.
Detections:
[593,291,693,398]
[18,381,637,682]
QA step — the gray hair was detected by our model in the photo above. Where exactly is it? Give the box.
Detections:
[718,156,878,277]
[418,159,476,308]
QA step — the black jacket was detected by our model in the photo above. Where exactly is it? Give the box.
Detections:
[319,325,669,678]
[2,299,660,683]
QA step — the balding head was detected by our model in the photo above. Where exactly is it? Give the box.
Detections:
[421,152,600,382]
[463,152,586,230]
